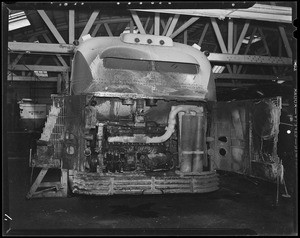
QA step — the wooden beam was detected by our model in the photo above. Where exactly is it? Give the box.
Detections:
[258,27,278,74]
[210,18,232,73]
[130,20,134,33]
[183,30,188,44]
[135,4,292,23]
[104,23,113,36]
[198,23,209,46]
[232,23,238,73]
[216,82,255,87]
[233,20,250,54]
[80,10,100,39]
[9,65,70,72]
[213,73,292,81]
[210,18,227,53]
[130,10,146,34]
[57,73,62,93]
[237,27,257,74]
[278,36,282,57]
[10,54,24,68]
[170,17,199,39]
[11,17,147,40]
[8,42,74,54]
[208,53,292,66]
[91,23,101,37]
[37,10,66,44]
[149,25,154,35]
[162,16,173,36]
[7,76,58,82]
[154,12,160,35]
[227,19,233,54]
[233,20,250,73]
[166,14,180,37]
[69,10,75,44]
[144,16,151,32]
[42,34,68,67]
[160,18,166,29]
[278,26,292,58]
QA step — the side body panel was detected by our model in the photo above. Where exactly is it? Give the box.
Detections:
[210,97,282,181]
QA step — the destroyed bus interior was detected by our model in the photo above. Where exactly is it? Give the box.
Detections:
[27,33,285,198]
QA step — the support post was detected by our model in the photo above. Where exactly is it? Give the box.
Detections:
[237,27,257,74]
[69,10,75,44]
[166,14,180,37]
[57,73,62,94]
[198,23,209,46]
[154,12,160,35]
[91,23,101,37]
[37,10,66,43]
[130,10,146,34]
[170,17,199,39]
[80,10,100,39]
[43,34,68,67]
[162,16,173,36]
[210,18,232,73]
[183,30,188,44]
[104,23,113,36]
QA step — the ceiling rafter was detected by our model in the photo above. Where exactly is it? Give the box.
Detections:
[198,23,209,46]
[8,64,70,72]
[162,16,173,36]
[69,10,75,44]
[79,10,100,39]
[210,18,232,74]
[278,26,292,58]
[169,16,199,39]
[165,14,180,37]
[258,27,278,74]
[154,12,160,36]
[104,22,113,36]
[91,23,101,37]
[237,27,257,74]
[37,10,66,43]
[42,33,68,67]
[130,10,146,34]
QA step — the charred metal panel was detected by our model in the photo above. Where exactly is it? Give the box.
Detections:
[69,171,219,195]
[63,95,86,170]
[32,95,65,168]
[250,98,282,181]
[210,97,282,182]
[210,101,249,174]
[70,35,215,101]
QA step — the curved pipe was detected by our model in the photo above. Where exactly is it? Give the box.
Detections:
[107,105,202,144]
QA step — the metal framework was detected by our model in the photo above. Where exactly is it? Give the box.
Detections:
[7,3,294,90]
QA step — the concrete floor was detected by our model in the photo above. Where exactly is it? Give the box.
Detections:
[4,157,297,236]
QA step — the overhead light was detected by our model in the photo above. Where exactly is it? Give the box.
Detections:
[242,35,261,44]
[9,11,31,31]
[277,80,285,84]
[287,130,291,134]
[256,90,264,96]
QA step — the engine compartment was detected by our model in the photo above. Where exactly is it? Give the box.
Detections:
[80,96,209,175]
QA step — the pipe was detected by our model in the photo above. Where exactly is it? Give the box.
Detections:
[192,115,204,172]
[107,105,202,144]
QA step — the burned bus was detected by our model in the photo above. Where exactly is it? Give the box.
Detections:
[28,33,282,197]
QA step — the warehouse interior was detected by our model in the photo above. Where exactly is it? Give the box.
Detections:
[2,1,297,236]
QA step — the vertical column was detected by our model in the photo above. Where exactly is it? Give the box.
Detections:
[192,114,205,172]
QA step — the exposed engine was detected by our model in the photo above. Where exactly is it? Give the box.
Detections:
[81,97,206,174]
